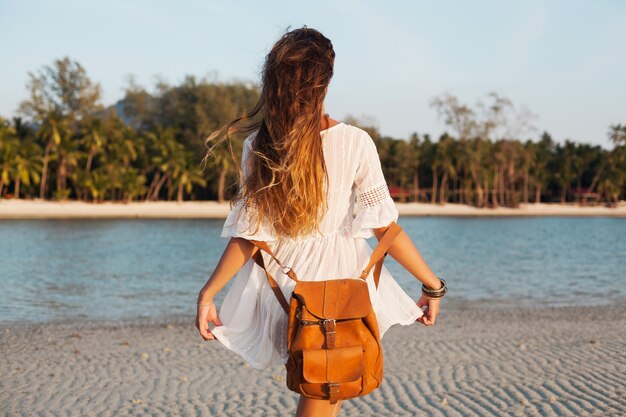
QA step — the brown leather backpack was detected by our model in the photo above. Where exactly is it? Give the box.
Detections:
[246,221,403,404]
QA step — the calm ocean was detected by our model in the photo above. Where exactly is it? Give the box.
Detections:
[0,217,624,324]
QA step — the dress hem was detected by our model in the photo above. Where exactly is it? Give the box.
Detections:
[213,330,288,370]
[380,307,424,338]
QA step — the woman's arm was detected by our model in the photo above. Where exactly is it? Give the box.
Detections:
[372,224,441,290]
[197,237,259,303]
[373,224,443,326]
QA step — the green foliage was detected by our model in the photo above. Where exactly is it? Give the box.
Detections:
[1,58,624,206]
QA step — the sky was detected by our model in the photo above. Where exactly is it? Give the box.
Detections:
[1,0,625,149]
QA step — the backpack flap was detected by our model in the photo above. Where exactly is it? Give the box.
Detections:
[302,346,364,383]
[293,279,372,320]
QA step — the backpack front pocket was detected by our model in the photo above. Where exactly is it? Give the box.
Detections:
[300,346,364,398]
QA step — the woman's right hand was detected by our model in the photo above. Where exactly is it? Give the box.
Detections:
[416,295,440,326]
[196,300,222,341]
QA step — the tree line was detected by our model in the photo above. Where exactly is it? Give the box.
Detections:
[1,56,624,206]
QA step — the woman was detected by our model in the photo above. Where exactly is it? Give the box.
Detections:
[196,26,444,417]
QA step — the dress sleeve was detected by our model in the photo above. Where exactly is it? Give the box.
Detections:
[220,135,278,242]
[351,131,399,239]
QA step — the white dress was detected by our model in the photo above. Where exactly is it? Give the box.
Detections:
[212,122,424,369]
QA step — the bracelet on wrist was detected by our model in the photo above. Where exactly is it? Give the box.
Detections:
[421,277,447,299]
[422,292,446,300]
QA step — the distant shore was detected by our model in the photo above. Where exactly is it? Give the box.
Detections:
[1,198,625,219]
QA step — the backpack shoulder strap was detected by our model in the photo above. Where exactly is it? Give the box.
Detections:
[242,220,402,314]
[247,239,299,282]
[358,221,403,288]
[251,250,291,314]
[245,239,297,315]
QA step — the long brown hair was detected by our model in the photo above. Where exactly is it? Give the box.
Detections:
[201,26,336,240]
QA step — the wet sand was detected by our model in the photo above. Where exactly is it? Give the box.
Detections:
[1,303,624,416]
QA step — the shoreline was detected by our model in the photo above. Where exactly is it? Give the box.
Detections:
[1,296,624,329]
[2,303,624,416]
[1,199,625,219]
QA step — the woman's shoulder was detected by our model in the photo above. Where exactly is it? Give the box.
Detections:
[340,123,375,149]
[333,121,369,136]
[323,123,374,158]
[328,121,370,140]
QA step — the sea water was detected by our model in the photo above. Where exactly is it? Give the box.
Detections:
[0,217,624,324]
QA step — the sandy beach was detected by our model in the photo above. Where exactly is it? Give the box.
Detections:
[1,303,624,417]
[1,199,626,219]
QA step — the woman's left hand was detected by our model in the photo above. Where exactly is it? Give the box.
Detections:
[416,295,440,326]
[196,300,222,341]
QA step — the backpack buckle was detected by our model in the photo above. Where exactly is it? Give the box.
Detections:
[323,319,336,349]
[322,319,336,332]
[328,383,339,404]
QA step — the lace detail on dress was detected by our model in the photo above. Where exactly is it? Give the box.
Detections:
[221,194,278,241]
[232,195,259,211]
[351,181,398,239]
[356,182,392,208]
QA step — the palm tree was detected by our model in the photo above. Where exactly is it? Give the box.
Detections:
[554,140,578,203]
[35,111,66,199]
[85,166,109,202]
[174,156,207,202]
[608,124,626,146]
[80,117,105,175]
[54,130,85,201]
[530,133,554,203]
[408,133,421,202]
[120,167,147,202]
[12,140,42,198]
[520,141,535,203]
[146,126,188,201]
[504,139,524,207]
[466,136,489,207]
[0,118,18,197]
[418,135,438,204]
[435,134,456,204]
[597,150,625,206]
[476,139,492,207]
[491,140,507,207]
